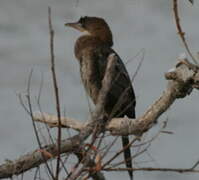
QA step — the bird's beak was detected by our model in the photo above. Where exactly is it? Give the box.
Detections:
[65,22,85,32]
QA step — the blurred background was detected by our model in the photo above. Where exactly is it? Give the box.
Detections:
[0,0,199,179]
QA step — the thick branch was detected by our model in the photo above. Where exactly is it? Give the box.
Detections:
[33,112,85,131]
[33,58,199,136]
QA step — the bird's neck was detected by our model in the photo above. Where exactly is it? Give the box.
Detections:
[75,35,112,60]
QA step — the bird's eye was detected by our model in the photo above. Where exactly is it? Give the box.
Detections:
[78,16,87,27]
[79,16,84,23]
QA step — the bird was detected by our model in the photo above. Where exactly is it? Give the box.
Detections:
[65,16,136,180]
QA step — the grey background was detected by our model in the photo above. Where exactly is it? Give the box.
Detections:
[0,0,199,179]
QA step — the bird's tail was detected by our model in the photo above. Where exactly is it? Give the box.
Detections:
[122,136,133,180]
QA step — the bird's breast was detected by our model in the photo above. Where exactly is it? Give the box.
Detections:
[79,56,101,104]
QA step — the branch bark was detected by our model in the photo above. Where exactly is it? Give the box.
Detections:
[33,58,199,136]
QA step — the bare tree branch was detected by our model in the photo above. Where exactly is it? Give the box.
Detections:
[102,167,199,173]
[0,53,117,179]
[32,57,199,137]
[33,112,85,130]
[107,57,199,136]
[26,69,55,179]
[173,0,198,64]
[48,7,62,179]
[1,56,198,179]
[1,1,198,180]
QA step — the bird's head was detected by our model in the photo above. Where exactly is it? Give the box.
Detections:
[65,16,113,46]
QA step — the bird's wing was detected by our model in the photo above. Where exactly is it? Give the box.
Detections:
[92,46,136,118]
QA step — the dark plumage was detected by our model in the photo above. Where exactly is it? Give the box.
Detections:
[65,16,136,180]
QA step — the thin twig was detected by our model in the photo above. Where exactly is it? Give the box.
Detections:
[101,136,119,160]
[110,143,150,168]
[48,7,62,180]
[190,160,199,170]
[36,73,55,147]
[172,0,198,64]
[102,137,139,168]
[188,0,194,4]
[102,167,199,173]
[131,49,145,82]
[26,69,54,179]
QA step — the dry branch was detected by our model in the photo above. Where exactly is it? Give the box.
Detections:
[0,53,117,179]
[107,58,199,136]
[1,2,198,179]
[33,112,85,131]
[172,0,198,64]
[48,7,62,179]
[0,57,198,179]
[32,57,199,137]
[103,167,199,173]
